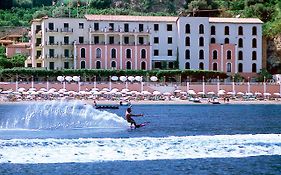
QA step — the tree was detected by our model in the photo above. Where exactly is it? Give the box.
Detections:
[11,54,26,67]
[256,68,272,82]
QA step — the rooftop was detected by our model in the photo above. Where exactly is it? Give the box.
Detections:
[209,17,263,24]
[85,15,178,22]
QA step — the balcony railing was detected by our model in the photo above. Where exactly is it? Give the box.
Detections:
[61,55,74,59]
[60,41,73,46]
[45,41,59,46]
[89,27,151,34]
[46,28,59,32]
[60,28,74,33]
[45,54,59,59]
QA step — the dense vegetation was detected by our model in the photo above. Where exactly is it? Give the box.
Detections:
[0,46,26,69]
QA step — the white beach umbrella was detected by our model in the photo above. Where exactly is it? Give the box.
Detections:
[180,91,187,95]
[29,88,37,91]
[111,76,118,81]
[135,76,143,82]
[120,76,127,82]
[198,91,205,95]
[128,76,135,82]
[227,92,235,95]
[273,93,281,96]
[263,92,271,96]
[18,88,26,92]
[163,92,172,96]
[72,76,80,82]
[91,88,99,91]
[174,89,182,93]
[245,92,253,96]
[207,91,215,95]
[150,76,158,82]
[102,88,110,92]
[153,91,161,95]
[65,76,73,82]
[142,91,151,95]
[187,90,196,95]
[255,92,262,96]
[57,76,64,82]
[237,92,244,95]
[39,88,47,92]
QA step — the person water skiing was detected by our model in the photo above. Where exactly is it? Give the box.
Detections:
[125,107,143,128]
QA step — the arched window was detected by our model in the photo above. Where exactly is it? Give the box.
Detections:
[213,63,218,71]
[199,24,204,34]
[224,26,229,35]
[252,26,257,35]
[81,48,86,58]
[210,38,216,44]
[111,61,116,69]
[126,49,131,59]
[185,37,190,46]
[213,50,217,60]
[238,63,243,72]
[96,48,101,58]
[211,26,216,35]
[238,38,243,48]
[252,63,257,73]
[141,61,146,70]
[111,48,116,59]
[252,38,257,48]
[141,49,146,59]
[185,62,190,69]
[199,37,204,46]
[227,50,232,59]
[81,60,86,69]
[238,51,243,60]
[252,51,257,60]
[185,24,190,34]
[227,63,231,72]
[185,49,190,59]
[224,38,229,44]
[199,50,204,59]
[126,61,131,69]
[199,62,204,70]
[238,26,243,35]
[96,61,101,69]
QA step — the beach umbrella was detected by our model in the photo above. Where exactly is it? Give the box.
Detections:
[174,89,182,93]
[29,88,37,91]
[39,88,47,92]
[227,92,235,95]
[150,76,158,82]
[163,92,172,96]
[218,91,225,95]
[187,90,196,95]
[135,76,143,82]
[111,76,118,81]
[207,91,215,95]
[131,91,138,94]
[57,76,64,82]
[142,91,151,95]
[246,92,253,96]
[91,88,99,91]
[263,92,271,96]
[73,76,80,82]
[180,91,187,95]
[237,92,244,95]
[273,93,280,96]
[18,88,26,92]
[198,91,205,95]
[65,76,73,82]
[102,88,110,92]
[128,76,135,82]
[153,91,161,95]
[255,92,262,96]
[120,76,127,82]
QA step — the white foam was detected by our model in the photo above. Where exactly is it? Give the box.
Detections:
[0,134,280,163]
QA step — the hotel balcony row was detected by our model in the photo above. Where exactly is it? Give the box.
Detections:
[39,55,74,59]
[45,28,74,33]
[35,41,151,47]
[88,27,151,35]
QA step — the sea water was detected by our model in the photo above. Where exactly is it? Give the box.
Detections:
[0,102,280,174]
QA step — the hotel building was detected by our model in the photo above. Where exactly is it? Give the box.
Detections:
[27,15,263,77]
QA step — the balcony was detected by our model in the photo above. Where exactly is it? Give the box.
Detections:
[45,41,59,46]
[46,28,59,32]
[45,54,59,59]
[61,54,74,60]
[60,41,73,46]
[89,27,151,35]
[60,28,73,33]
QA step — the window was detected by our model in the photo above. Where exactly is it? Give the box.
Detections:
[168,62,174,69]
[126,61,132,69]
[94,23,99,31]
[81,61,86,69]
[168,37,172,44]
[199,62,204,70]
[185,37,190,46]
[36,38,41,46]
[185,24,190,34]
[154,24,159,31]
[199,37,204,46]
[49,62,54,70]
[111,61,116,69]
[109,36,114,44]
[252,63,257,73]
[199,50,204,59]
[213,50,217,60]
[36,50,41,58]
[154,62,161,69]
[154,37,159,44]
[141,61,146,70]
[252,38,257,48]
[238,26,243,35]
[199,24,204,34]
[111,48,116,59]
[49,49,54,57]
[238,51,243,60]
[213,63,218,71]
[224,26,229,35]
[126,49,131,58]
[139,24,144,32]
[238,38,243,48]
[64,62,69,69]
[210,38,216,44]
[227,50,231,60]
[96,48,101,58]
[36,25,41,33]
[64,49,69,57]
[224,38,229,44]
[49,36,54,44]
[238,63,243,72]
[252,51,257,60]
[94,36,99,44]
[37,63,42,67]
[96,61,101,69]
[252,26,257,35]
[141,49,146,59]
[79,36,84,44]
[139,37,144,45]
[168,50,173,56]
[48,23,54,30]
[185,62,190,69]
[124,37,129,44]
[27,64,32,67]
[64,36,69,44]
[211,26,216,35]
[154,49,159,56]
[185,49,190,59]
[109,23,114,31]
[81,48,86,58]
[64,23,69,29]
[124,23,129,32]
[227,63,231,72]
[79,23,84,29]
[167,24,172,31]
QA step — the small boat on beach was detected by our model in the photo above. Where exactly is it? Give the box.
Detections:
[95,105,119,109]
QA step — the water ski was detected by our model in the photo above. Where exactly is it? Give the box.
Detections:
[130,122,150,129]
